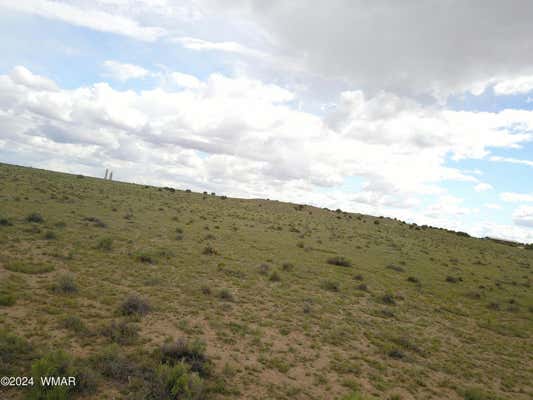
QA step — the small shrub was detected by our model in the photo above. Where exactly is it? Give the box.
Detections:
[26,213,44,223]
[487,302,500,311]
[356,283,368,291]
[282,262,294,271]
[97,237,113,251]
[202,245,218,255]
[381,294,396,305]
[120,294,151,316]
[463,387,500,400]
[153,362,206,400]
[0,330,34,375]
[101,320,139,344]
[446,276,462,283]
[44,230,57,240]
[387,349,404,359]
[91,345,134,381]
[136,252,155,264]
[321,280,340,292]
[52,274,78,294]
[61,316,89,336]
[201,285,211,295]
[0,217,12,226]
[353,274,364,281]
[327,256,352,267]
[296,241,304,248]
[160,338,211,377]
[258,263,270,275]
[269,271,281,282]
[217,289,234,301]
[0,294,16,306]
[407,276,420,284]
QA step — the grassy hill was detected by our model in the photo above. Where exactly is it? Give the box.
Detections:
[0,162,531,400]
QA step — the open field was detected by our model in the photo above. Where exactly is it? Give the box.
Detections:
[0,162,532,400]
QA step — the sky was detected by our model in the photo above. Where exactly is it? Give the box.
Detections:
[0,0,532,243]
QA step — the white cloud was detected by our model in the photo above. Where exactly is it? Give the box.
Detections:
[0,0,166,41]
[474,183,493,192]
[493,75,533,95]
[102,61,150,81]
[512,205,533,227]
[167,72,205,89]
[484,203,501,210]
[174,37,269,59]
[500,192,533,203]
[9,66,58,92]
[490,155,533,167]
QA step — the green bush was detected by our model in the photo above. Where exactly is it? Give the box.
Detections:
[160,338,211,377]
[52,274,78,294]
[0,330,34,375]
[321,280,340,292]
[101,320,139,344]
[153,362,206,400]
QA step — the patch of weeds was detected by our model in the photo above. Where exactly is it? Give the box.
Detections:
[201,285,212,295]
[101,320,139,344]
[43,230,57,240]
[353,274,364,281]
[282,262,294,271]
[151,362,206,400]
[28,351,95,399]
[446,276,463,283]
[120,294,151,316]
[321,280,340,292]
[61,316,90,336]
[202,245,218,255]
[26,212,44,223]
[407,276,420,284]
[160,338,211,377]
[380,294,396,305]
[217,289,234,302]
[96,237,113,251]
[269,271,281,282]
[5,261,54,274]
[387,349,405,359]
[52,274,78,294]
[356,283,368,291]
[463,387,501,400]
[327,256,352,267]
[136,251,155,264]
[90,344,134,381]
[0,217,13,226]
[0,293,16,306]
[84,216,107,228]
[0,330,34,375]
[258,263,270,275]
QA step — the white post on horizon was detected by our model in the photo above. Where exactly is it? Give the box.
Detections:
[104,168,108,180]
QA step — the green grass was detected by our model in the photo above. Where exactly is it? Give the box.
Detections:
[0,162,531,400]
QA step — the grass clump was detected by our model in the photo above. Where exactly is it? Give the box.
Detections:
[321,280,340,292]
[96,237,113,251]
[327,256,352,267]
[120,294,151,316]
[5,261,54,274]
[446,276,463,283]
[269,271,281,282]
[217,289,234,301]
[0,293,16,306]
[101,320,139,344]
[0,330,34,375]
[202,245,218,255]
[258,263,270,275]
[160,338,211,377]
[282,262,294,271]
[0,216,13,226]
[61,316,90,336]
[26,212,44,223]
[43,230,57,240]
[52,274,78,294]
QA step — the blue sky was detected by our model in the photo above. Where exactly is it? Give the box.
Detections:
[0,1,532,242]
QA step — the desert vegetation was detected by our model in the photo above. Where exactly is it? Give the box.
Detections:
[0,163,531,399]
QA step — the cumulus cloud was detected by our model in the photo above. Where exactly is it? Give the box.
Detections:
[513,205,533,227]
[500,192,533,203]
[474,183,493,192]
[1,66,533,241]
[102,61,150,81]
[493,75,533,95]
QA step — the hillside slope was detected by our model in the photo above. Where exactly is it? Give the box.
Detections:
[0,162,532,400]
